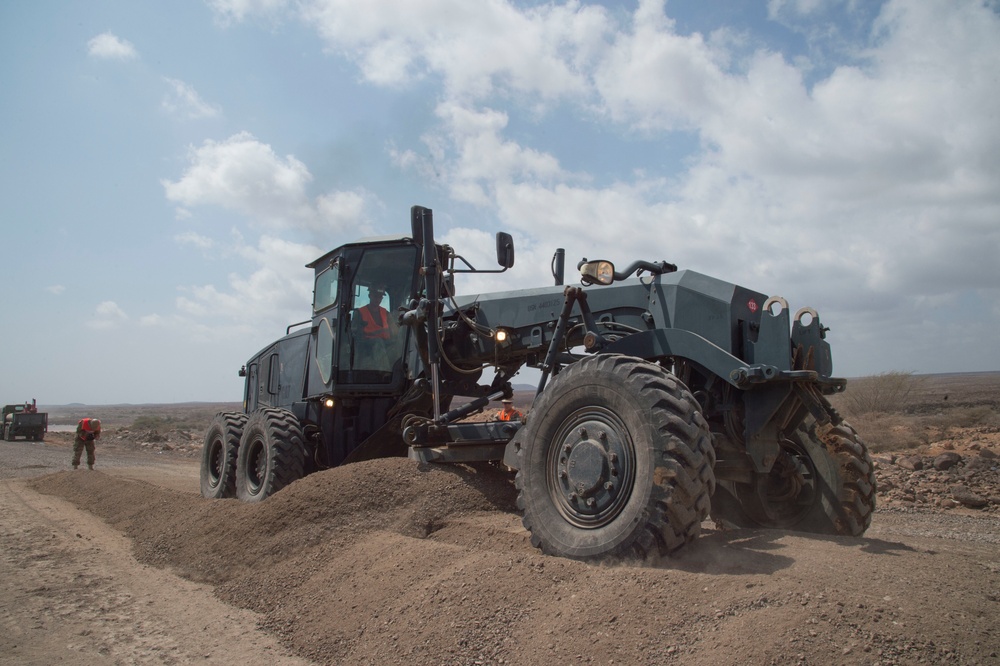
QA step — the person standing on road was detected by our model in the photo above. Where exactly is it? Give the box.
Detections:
[496,399,523,422]
[72,418,101,470]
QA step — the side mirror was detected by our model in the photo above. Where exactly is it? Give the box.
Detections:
[579,260,615,286]
[495,232,515,269]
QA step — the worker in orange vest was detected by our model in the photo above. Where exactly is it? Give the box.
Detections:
[353,284,398,372]
[497,399,523,422]
[358,285,391,340]
[72,417,102,470]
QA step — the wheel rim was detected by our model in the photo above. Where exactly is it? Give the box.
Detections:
[746,437,818,526]
[546,406,636,529]
[245,437,267,495]
[207,438,224,487]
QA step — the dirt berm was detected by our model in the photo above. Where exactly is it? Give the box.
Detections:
[13,452,999,666]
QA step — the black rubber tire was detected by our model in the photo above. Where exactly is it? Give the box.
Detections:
[235,408,307,503]
[200,412,247,499]
[735,414,876,536]
[515,355,716,562]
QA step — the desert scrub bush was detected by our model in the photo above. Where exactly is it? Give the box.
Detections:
[131,415,168,431]
[842,371,924,417]
[922,405,1000,430]
[130,413,208,432]
[845,412,928,453]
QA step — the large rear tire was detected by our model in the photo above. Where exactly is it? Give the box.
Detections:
[235,409,307,503]
[515,355,716,562]
[200,412,247,499]
[735,413,875,536]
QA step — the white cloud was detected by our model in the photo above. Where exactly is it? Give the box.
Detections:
[87,32,138,60]
[175,231,214,250]
[593,1,733,131]
[267,0,608,102]
[404,103,568,206]
[314,190,372,231]
[46,285,65,295]
[208,0,290,23]
[130,233,319,351]
[162,78,222,119]
[162,132,376,235]
[174,234,320,338]
[96,301,128,318]
[162,132,312,222]
[681,2,1000,295]
[402,2,999,285]
[202,0,1000,376]
[87,301,129,330]
[767,0,829,19]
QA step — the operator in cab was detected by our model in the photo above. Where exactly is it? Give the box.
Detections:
[352,283,399,373]
[358,284,392,341]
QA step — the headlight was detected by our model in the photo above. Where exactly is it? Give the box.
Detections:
[580,260,615,286]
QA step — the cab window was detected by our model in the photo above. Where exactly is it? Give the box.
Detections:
[315,317,335,385]
[314,265,339,313]
[339,245,417,384]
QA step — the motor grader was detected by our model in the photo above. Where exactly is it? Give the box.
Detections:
[200,205,875,562]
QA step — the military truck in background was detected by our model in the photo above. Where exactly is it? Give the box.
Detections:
[3,399,48,441]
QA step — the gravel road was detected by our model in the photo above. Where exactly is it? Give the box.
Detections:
[0,438,311,665]
[3,437,1000,665]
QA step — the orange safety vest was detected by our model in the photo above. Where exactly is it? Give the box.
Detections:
[359,305,390,339]
[498,407,522,421]
[78,418,101,440]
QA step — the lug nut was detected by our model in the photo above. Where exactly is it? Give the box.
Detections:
[579,427,588,438]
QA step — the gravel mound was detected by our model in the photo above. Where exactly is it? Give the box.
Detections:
[27,455,1000,665]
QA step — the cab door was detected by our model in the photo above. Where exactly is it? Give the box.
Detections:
[307,257,341,397]
[337,244,418,388]
[244,361,259,413]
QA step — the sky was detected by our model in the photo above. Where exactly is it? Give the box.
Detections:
[1,0,998,405]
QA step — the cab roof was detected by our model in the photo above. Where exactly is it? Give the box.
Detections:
[306,234,413,269]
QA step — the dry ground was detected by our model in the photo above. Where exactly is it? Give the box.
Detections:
[1,377,999,665]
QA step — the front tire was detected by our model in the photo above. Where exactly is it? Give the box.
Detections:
[200,412,247,499]
[235,409,307,503]
[515,355,716,562]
